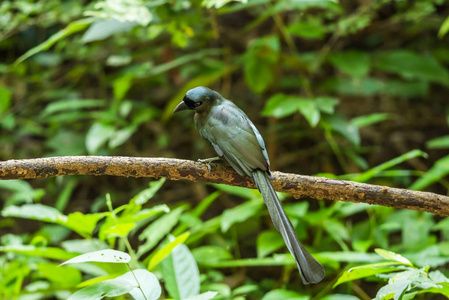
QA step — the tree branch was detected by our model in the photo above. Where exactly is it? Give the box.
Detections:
[1,156,448,216]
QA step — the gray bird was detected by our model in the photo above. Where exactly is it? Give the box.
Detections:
[174,86,325,284]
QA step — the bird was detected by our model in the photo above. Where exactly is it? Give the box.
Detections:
[173,86,325,284]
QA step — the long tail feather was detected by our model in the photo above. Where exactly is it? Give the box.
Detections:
[252,170,325,284]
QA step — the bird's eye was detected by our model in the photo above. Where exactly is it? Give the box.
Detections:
[194,101,203,107]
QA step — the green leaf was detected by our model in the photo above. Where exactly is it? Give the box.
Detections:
[410,155,449,190]
[244,36,280,93]
[185,292,219,300]
[263,94,299,118]
[297,99,320,127]
[148,232,190,270]
[108,126,137,148]
[61,249,131,266]
[2,204,66,223]
[427,135,449,149]
[288,17,327,39]
[137,207,184,257]
[329,51,370,77]
[40,99,105,118]
[161,240,200,300]
[37,263,82,286]
[85,122,115,154]
[322,295,360,300]
[14,18,93,65]
[131,178,166,206]
[334,263,402,287]
[375,249,413,265]
[351,113,391,128]
[202,0,247,9]
[0,180,45,205]
[322,113,360,146]
[261,289,308,300]
[65,211,108,238]
[373,50,449,86]
[69,269,161,300]
[315,97,339,114]
[192,246,233,265]
[221,198,264,232]
[0,245,76,260]
[438,15,449,39]
[257,230,284,258]
[82,19,138,43]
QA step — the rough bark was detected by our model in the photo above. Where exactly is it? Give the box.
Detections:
[1,156,448,216]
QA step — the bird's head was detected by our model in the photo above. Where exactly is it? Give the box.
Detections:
[173,86,222,113]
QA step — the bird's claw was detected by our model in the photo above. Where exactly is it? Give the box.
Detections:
[198,157,221,173]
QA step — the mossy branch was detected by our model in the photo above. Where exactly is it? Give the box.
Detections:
[1,156,448,216]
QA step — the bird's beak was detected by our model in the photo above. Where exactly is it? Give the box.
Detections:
[173,101,189,113]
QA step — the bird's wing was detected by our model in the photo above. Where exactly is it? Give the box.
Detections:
[197,101,269,177]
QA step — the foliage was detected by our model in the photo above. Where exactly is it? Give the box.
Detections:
[1,0,449,299]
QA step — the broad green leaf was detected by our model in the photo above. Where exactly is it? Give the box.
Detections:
[297,99,320,127]
[14,18,93,65]
[192,246,233,265]
[61,249,131,266]
[103,222,135,238]
[40,99,105,118]
[108,126,137,148]
[263,94,299,118]
[262,289,308,300]
[375,249,412,265]
[83,19,138,43]
[2,204,66,223]
[65,211,108,238]
[373,50,449,86]
[185,292,219,300]
[137,207,184,257]
[0,245,76,260]
[221,198,264,232]
[131,178,166,205]
[410,155,449,190]
[329,51,370,77]
[257,230,284,258]
[322,113,360,146]
[161,241,200,300]
[69,269,161,300]
[37,263,82,286]
[0,180,45,205]
[148,232,190,270]
[61,239,109,254]
[85,122,115,154]
[427,135,449,149]
[288,17,327,39]
[334,263,402,287]
[315,97,339,114]
[85,0,152,26]
[319,251,382,263]
[202,0,247,9]
[244,36,280,93]
[322,295,360,300]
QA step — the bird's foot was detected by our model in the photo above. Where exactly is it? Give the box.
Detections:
[198,157,221,173]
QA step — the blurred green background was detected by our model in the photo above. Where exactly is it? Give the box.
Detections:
[1,0,449,299]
